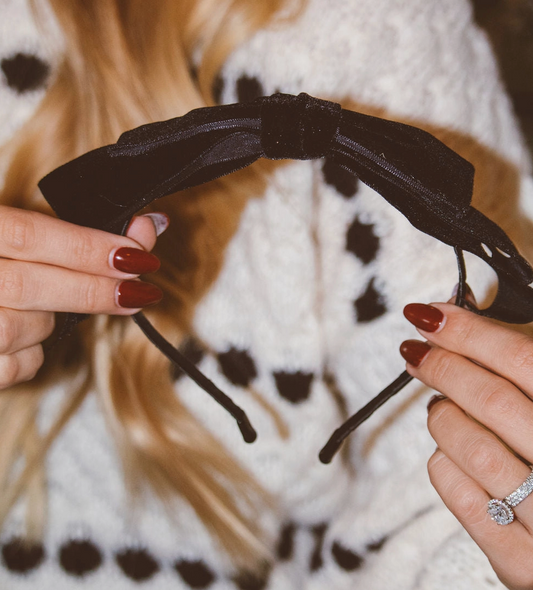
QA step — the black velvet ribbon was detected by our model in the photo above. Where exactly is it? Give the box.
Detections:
[38,93,533,460]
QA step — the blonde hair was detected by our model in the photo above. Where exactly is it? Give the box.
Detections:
[0,0,302,568]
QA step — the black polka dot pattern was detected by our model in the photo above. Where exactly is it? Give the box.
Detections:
[367,536,387,552]
[331,541,364,571]
[322,157,359,198]
[354,278,387,323]
[115,548,159,581]
[174,559,216,588]
[233,564,271,590]
[1,53,50,93]
[346,217,380,264]
[59,539,102,577]
[236,75,265,103]
[1,538,45,573]
[276,522,296,561]
[309,523,328,572]
[218,347,257,387]
[273,371,313,404]
[172,336,205,381]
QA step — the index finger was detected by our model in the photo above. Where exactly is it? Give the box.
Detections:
[407,302,533,398]
[0,206,157,278]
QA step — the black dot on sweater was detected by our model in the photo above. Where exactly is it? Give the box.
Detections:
[346,217,380,264]
[236,75,265,103]
[366,536,387,552]
[59,540,102,577]
[309,523,328,572]
[115,548,159,581]
[174,559,215,588]
[1,538,45,573]
[233,565,271,590]
[331,541,364,571]
[212,73,225,104]
[322,157,359,198]
[1,53,50,93]
[354,278,387,323]
[276,522,296,561]
[218,347,257,387]
[274,371,313,404]
[172,336,205,381]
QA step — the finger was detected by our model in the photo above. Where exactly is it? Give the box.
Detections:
[0,344,45,389]
[125,213,169,252]
[404,302,533,400]
[400,340,533,469]
[0,206,159,278]
[428,449,533,590]
[0,259,162,315]
[0,309,54,354]
[428,398,533,530]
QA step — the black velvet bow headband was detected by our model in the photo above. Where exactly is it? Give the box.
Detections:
[38,92,533,462]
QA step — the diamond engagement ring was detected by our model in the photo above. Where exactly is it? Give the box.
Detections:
[487,468,533,525]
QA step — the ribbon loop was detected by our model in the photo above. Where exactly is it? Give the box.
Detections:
[260,93,341,159]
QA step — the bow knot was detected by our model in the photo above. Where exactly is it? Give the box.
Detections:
[260,92,341,160]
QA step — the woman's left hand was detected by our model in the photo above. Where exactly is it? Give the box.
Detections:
[400,301,533,590]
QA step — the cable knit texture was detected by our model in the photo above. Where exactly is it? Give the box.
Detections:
[0,0,530,588]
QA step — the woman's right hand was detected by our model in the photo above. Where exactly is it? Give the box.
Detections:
[0,205,168,389]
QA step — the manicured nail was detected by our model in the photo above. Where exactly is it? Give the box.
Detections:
[142,212,170,237]
[113,247,160,274]
[403,303,444,333]
[117,281,163,308]
[400,339,431,367]
[427,394,447,412]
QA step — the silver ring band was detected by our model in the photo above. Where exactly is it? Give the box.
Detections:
[487,468,533,525]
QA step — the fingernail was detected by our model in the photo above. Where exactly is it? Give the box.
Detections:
[117,281,163,308]
[112,247,160,274]
[400,339,431,367]
[142,213,170,237]
[403,303,445,333]
[427,394,447,412]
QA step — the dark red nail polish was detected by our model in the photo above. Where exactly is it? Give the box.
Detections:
[117,281,163,308]
[113,248,160,274]
[399,339,431,367]
[403,303,444,332]
[427,394,447,412]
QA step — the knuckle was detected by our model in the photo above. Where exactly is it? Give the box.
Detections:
[27,346,44,380]
[466,442,504,479]
[427,351,455,385]
[0,266,26,304]
[0,310,17,353]
[451,488,482,523]
[427,452,444,481]
[69,233,97,267]
[78,275,102,313]
[0,354,21,388]
[426,400,450,435]
[0,210,37,254]
[507,335,533,376]
[483,383,517,422]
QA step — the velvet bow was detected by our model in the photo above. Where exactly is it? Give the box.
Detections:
[38,93,533,461]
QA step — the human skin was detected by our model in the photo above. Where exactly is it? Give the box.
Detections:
[0,206,166,390]
[401,301,533,590]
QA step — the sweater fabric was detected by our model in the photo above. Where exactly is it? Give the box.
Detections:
[1,0,531,588]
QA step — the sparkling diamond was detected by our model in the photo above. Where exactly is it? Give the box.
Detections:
[487,499,514,525]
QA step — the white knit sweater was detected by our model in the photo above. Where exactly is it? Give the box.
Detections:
[1,0,531,588]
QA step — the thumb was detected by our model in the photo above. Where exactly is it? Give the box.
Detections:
[125,212,169,251]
